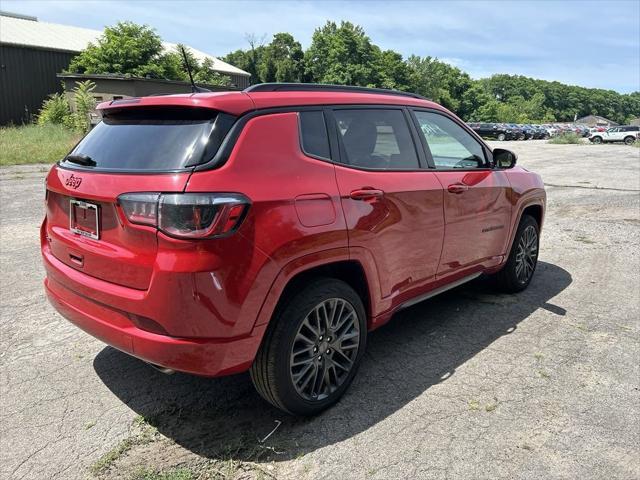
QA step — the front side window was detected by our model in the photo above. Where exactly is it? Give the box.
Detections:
[334,109,419,169]
[414,111,486,169]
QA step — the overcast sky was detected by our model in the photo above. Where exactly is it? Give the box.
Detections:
[4,0,640,93]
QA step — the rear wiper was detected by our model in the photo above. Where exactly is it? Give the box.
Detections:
[64,154,96,167]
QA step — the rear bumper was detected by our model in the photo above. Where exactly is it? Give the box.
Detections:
[43,254,266,377]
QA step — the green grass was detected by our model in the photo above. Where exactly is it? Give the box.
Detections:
[129,467,194,480]
[90,437,138,476]
[547,132,583,144]
[0,124,81,166]
[484,401,498,412]
[90,417,157,476]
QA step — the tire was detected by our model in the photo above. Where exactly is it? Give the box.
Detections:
[250,278,367,416]
[591,136,603,144]
[518,134,525,141]
[497,133,506,141]
[492,215,540,293]
[624,136,636,145]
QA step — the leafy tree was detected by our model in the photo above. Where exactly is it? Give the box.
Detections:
[157,44,191,82]
[304,21,380,86]
[68,20,639,124]
[407,55,486,118]
[193,58,233,86]
[69,24,231,87]
[459,83,496,121]
[68,80,97,132]
[68,22,169,78]
[375,49,413,91]
[259,33,305,83]
[479,74,637,123]
[223,34,265,82]
[37,81,97,133]
[170,45,231,86]
[37,93,71,126]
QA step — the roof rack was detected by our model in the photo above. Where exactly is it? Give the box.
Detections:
[244,83,428,100]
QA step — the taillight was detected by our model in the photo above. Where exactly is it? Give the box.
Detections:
[117,193,250,239]
[119,193,159,226]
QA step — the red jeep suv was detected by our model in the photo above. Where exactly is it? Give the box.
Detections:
[42,83,545,415]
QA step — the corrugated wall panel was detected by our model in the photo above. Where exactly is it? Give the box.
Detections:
[229,73,250,89]
[0,45,75,125]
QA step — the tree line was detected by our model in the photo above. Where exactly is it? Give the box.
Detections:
[67,21,639,124]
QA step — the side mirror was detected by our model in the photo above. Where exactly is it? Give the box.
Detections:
[493,148,517,169]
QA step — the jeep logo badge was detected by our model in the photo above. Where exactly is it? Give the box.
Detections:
[65,174,82,189]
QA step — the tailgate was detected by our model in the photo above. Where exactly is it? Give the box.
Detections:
[45,166,190,290]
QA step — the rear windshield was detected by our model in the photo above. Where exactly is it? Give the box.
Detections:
[62,108,233,171]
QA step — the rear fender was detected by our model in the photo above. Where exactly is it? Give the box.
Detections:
[252,247,382,330]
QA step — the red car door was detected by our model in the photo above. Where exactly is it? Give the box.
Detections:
[411,109,512,277]
[330,108,445,302]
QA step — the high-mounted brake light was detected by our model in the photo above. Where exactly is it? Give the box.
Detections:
[117,193,250,239]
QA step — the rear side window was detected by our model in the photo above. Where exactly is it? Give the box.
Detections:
[63,108,234,171]
[299,111,331,159]
[334,109,419,169]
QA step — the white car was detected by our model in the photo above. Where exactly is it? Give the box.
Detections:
[588,126,639,145]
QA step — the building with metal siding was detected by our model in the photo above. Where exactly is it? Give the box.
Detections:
[0,11,251,125]
[0,44,75,124]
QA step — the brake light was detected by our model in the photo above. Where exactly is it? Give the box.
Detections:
[117,193,250,239]
[119,193,159,226]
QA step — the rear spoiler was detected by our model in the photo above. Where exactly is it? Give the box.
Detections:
[96,91,255,116]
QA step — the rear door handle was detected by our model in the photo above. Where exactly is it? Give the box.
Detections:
[350,188,384,200]
[447,183,469,194]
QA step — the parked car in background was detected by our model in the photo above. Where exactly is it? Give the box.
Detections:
[41,83,546,415]
[468,122,517,141]
[523,124,548,140]
[533,125,551,139]
[542,124,559,137]
[517,124,535,140]
[588,126,639,145]
[506,124,526,140]
[574,125,590,137]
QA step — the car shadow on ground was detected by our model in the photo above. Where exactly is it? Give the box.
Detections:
[93,261,571,462]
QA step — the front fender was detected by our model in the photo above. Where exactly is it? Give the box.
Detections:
[507,197,545,257]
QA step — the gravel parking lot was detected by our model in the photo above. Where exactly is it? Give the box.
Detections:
[1,140,639,480]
